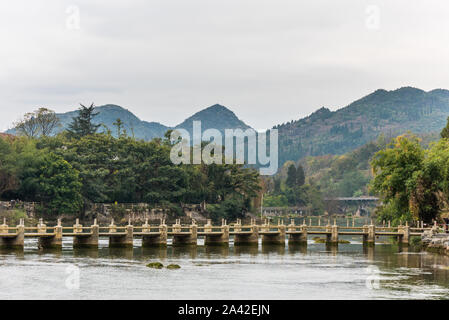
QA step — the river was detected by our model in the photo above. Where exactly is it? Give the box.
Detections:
[1,236,449,300]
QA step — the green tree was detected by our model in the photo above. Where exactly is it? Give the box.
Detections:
[15,108,60,138]
[296,164,305,186]
[285,164,297,188]
[440,116,449,139]
[15,112,40,138]
[370,134,426,224]
[67,103,101,139]
[15,150,82,216]
[113,118,126,138]
[36,153,83,215]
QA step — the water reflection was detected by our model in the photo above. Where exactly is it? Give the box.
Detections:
[287,243,307,255]
[234,245,259,256]
[205,245,229,257]
[141,247,167,260]
[171,245,197,259]
[261,244,285,255]
[324,244,338,256]
[363,245,375,261]
[36,246,61,255]
[108,247,134,260]
[0,248,24,258]
[73,248,99,259]
[2,242,449,299]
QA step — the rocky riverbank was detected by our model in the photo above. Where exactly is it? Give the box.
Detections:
[422,228,449,255]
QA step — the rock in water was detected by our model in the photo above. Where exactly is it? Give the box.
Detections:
[146,262,164,269]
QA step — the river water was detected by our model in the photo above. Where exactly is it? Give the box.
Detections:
[1,236,449,300]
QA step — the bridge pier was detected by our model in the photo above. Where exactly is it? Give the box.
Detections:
[142,219,167,247]
[234,219,259,246]
[324,221,338,245]
[398,224,410,246]
[205,219,229,246]
[362,223,376,247]
[261,220,285,245]
[0,219,24,250]
[38,219,63,249]
[74,219,99,249]
[288,220,308,245]
[109,221,134,248]
[172,220,198,246]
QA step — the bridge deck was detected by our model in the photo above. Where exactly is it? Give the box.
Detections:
[99,232,127,237]
[229,231,253,235]
[197,232,224,236]
[167,232,193,236]
[0,233,18,238]
[66,233,94,237]
[134,232,162,236]
[259,231,281,236]
[24,233,56,237]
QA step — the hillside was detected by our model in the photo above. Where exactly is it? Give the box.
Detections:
[275,87,449,165]
[299,131,440,198]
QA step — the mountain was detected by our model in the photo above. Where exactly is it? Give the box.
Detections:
[175,104,251,135]
[275,87,449,165]
[6,86,449,172]
[6,103,250,140]
[55,104,169,140]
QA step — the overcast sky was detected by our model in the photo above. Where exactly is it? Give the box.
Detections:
[1,0,449,131]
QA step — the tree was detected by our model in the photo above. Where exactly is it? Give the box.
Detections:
[441,116,449,139]
[113,118,125,138]
[35,108,60,136]
[13,148,83,216]
[67,103,101,139]
[36,153,83,215]
[15,108,60,138]
[296,164,305,186]
[285,164,297,188]
[15,112,40,138]
[273,178,281,194]
[370,134,426,224]
[0,136,19,196]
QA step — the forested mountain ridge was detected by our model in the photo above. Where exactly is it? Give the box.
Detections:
[6,87,449,172]
[6,104,251,140]
[276,87,449,165]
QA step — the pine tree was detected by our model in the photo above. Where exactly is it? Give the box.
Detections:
[67,103,101,139]
[296,164,305,186]
[286,164,297,188]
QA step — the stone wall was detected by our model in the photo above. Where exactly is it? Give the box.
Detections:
[84,202,208,224]
[0,201,37,217]
[0,201,208,224]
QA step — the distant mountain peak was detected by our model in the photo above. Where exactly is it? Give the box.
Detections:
[96,104,129,111]
[176,104,251,132]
